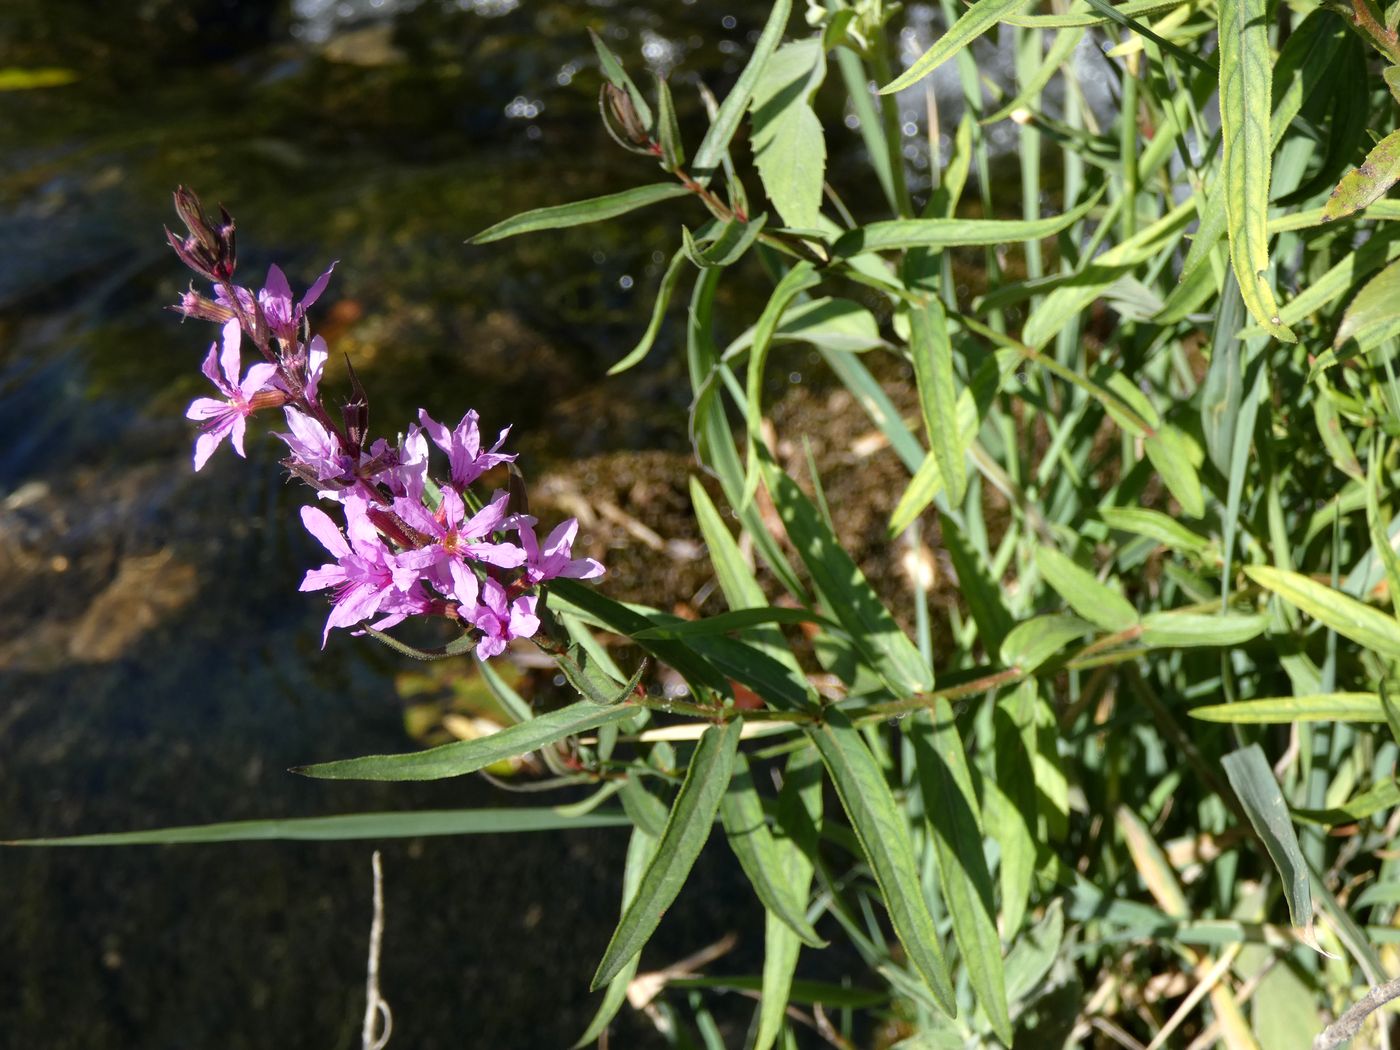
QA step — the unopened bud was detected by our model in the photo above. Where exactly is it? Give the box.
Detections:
[173,286,237,324]
[168,186,237,281]
[602,84,650,146]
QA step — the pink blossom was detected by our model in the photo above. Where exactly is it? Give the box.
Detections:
[394,489,527,605]
[259,262,337,344]
[468,579,540,658]
[518,518,605,585]
[185,319,278,471]
[419,409,515,489]
[299,497,426,645]
[277,407,347,482]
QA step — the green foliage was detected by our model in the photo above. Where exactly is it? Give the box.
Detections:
[29,2,1400,1045]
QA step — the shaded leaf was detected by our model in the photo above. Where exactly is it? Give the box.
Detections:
[1222,744,1314,937]
[909,298,967,506]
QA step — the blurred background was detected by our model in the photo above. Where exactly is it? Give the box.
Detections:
[0,0,997,1045]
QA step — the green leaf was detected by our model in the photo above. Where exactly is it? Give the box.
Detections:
[5,807,632,846]
[608,247,688,375]
[1100,507,1211,556]
[1139,611,1267,648]
[668,975,883,1008]
[723,297,887,358]
[833,190,1099,255]
[1003,898,1064,1003]
[879,0,1037,93]
[909,298,967,506]
[1222,744,1314,935]
[682,213,769,268]
[1035,544,1138,631]
[575,824,661,1047]
[984,28,1085,124]
[468,184,689,244]
[1322,129,1400,222]
[692,0,792,185]
[1246,565,1400,659]
[294,700,636,782]
[633,606,826,639]
[655,74,684,170]
[888,391,979,535]
[1293,778,1400,825]
[744,262,822,505]
[720,753,827,947]
[0,67,77,90]
[1218,0,1295,340]
[1144,424,1206,519]
[1336,257,1400,351]
[1190,693,1383,724]
[1000,614,1096,672]
[1201,271,1246,475]
[1313,391,1364,480]
[591,720,742,989]
[1367,439,1400,621]
[556,648,646,706]
[985,683,1037,937]
[1382,682,1400,750]
[911,703,1012,1043]
[763,452,934,694]
[806,709,955,1014]
[588,28,654,132]
[750,37,828,229]
[1388,65,1400,107]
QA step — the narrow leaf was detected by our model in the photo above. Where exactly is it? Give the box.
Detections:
[807,709,956,1014]
[1222,744,1314,936]
[591,720,742,989]
[833,191,1099,255]
[879,0,1037,93]
[1246,565,1400,659]
[1144,424,1206,519]
[1139,611,1267,648]
[1336,257,1400,350]
[909,298,967,505]
[295,700,635,782]
[1218,0,1295,340]
[6,807,632,846]
[1100,507,1211,556]
[589,28,654,131]
[692,0,793,185]
[1190,693,1383,724]
[1000,614,1096,672]
[468,184,689,244]
[608,247,688,375]
[720,753,827,947]
[1322,128,1400,221]
[1036,544,1138,631]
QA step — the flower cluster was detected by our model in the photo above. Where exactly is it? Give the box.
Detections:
[167,187,603,654]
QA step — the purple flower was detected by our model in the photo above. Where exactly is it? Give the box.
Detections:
[259,262,336,344]
[419,409,515,489]
[394,489,527,604]
[518,518,605,585]
[468,579,540,658]
[278,407,347,482]
[299,497,425,645]
[186,319,279,471]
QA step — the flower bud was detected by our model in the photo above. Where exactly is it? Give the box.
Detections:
[172,286,237,324]
[168,186,237,281]
[601,83,650,146]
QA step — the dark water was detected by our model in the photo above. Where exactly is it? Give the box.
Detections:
[0,2,843,1046]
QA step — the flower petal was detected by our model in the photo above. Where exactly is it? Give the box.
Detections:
[301,505,351,558]
[218,319,242,386]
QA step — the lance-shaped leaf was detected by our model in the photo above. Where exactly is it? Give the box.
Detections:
[880,0,1037,94]
[1000,614,1096,672]
[911,703,1012,1043]
[754,747,823,1050]
[634,606,826,639]
[468,184,689,244]
[1144,424,1206,519]
[1190,693,1384,723]
[807,709,956,1014]
[6,807,632,846]
[1335,257,1400,351]
[574,824,661,1047]
[692,0,792,185]
[909,298,967,506]
[1222,744,1315,938]
[720,753,827,947]
[556,647,646,706]
[1218,0,1295,341]
[763,451,934,694]
[833,190,1099,255]
[608,246,688,375]
[682,213,769,269]
[1246,565,1400,660]
[750,37,827,229]
[1293,778,1400,825]
[654,73,684,170]
[294,700,636,781]
[1100,507,1212,556]
[1322,129,1400,222]
[1036,544,1138,631]
[591,720,742,988]
[1139,611,1267,648]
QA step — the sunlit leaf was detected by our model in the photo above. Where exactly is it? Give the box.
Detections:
[879,0,1037,93]
[1322,129,1400,222]
[468,184,689,243]
[1246,565,1400,659]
